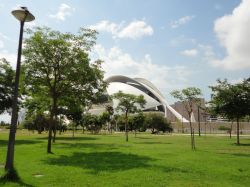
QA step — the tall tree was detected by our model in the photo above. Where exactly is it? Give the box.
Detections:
[0,58,14,114]
[112,91,146,142]
[171,87,202,150]
[23,27,106,153]
[209,79,250,145]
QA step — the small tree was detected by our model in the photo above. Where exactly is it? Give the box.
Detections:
[171,87,202,150]
[209,79,250,145]
[112,91,146,142]
[0,58,14,114]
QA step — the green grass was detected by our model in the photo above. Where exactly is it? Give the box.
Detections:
[0,130,250,187]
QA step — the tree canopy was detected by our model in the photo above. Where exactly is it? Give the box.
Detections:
[171,87,202,150]
[209,79,250,144]
[23,27,107,152]
[112,91,146,141]
[0,58,14,114]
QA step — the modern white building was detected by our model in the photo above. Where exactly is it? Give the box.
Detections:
[105,75,189,122]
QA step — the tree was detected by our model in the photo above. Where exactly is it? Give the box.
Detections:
[0,58,14,114]
[23,27,106,153]
[144,113,172,134]
[130,112,145,137]
[112,91,146,141]
[83,113,103,134]
[209,79,250,145]
[105,104,114,133]
[171,87,202,150]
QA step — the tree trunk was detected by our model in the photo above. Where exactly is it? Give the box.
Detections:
[47,117,53,154]
[229,122,233,139]
[236,118,240,145]
[72,124,75,137]
[198,107,201,136]
[47,96,57,153]
[125,112,128,142]
[53,128,56,143]
[189,120,195,150]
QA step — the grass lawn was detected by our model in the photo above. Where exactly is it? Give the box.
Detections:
[0,130,250,187]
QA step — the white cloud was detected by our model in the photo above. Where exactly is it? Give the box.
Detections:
[212,0,250,70]
[117,20,153,39]
[0,40,3,48]
[170,15,195,29]
[49,3,75,21]
[92,44,191,97]
[169,35,196,47]
[0,50,17,68]
[180,49,198,57]
[230,78,244,84]
[89,20,153,39]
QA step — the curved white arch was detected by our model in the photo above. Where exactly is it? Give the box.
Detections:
[106,75,189,122]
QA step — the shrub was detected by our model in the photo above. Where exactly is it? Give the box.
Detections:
[144,113,173,134]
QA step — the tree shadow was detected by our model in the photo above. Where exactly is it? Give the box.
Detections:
[231,153,250,157]
[0,140,42,146]
[44,151,154,174]
[0,178,34,187]
[135,137,153,139]
[134,142,172,145]
[36,136,97,141]
[231,143,250,147]
[56,143,120,151]
[0,169,34,187]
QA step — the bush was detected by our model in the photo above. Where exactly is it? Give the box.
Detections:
[144,113,173,134]
[218,125,231,131]
[83,114,103,134]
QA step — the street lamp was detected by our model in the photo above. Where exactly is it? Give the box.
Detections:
[5,7,35,172]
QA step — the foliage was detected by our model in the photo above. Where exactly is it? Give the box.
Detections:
[209,79,250,144]
[112,91,146,141]
[218,126,231,131]
[209,79,250,121]
[83,113,103,134]
[22,114,49,133]
[171,87,202,149]
[112,91,146,114]
[22,27,106,152]
[127,112,145,132]
[144,113,173,134]
[0,58,15,114]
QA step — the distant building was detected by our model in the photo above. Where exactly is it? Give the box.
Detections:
[90,75,189,122]
[166,98,207,122]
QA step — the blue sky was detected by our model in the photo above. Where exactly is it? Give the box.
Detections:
[0,0,250,121]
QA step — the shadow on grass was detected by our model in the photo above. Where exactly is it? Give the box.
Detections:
[0,169,34,187]
[135,136,153,140]
[237,143,250,146]
[0,178,34,187]
[56,143,120,151]
[134,142,172,145]
[0,140,42,146]
[36,136,98,141]
[44,151,153,174]
[231,153,250,157]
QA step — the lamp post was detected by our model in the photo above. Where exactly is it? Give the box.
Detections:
[5,7,35,171]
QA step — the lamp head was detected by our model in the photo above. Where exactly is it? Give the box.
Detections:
[11,7,35,22]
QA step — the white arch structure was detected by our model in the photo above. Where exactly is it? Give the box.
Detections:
[106,75,189,122]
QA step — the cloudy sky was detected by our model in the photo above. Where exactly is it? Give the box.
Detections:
[0,0,249,121]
